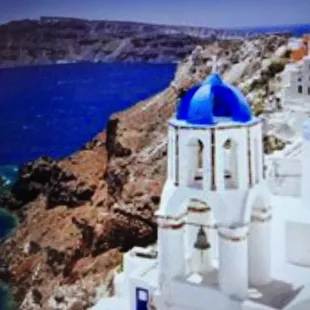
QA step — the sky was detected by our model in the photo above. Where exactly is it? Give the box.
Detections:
[0,0,309,28]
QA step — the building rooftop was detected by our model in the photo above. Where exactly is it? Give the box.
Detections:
[176,73,253,125]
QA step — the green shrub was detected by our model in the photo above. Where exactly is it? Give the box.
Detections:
[253,103,265,116]
[250,76,269,92]
[242,84,251,95]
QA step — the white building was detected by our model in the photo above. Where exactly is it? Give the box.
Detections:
[281,56,310,107]
[93,72,310,310]
[288,38,304,51]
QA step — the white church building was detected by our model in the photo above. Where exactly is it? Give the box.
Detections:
[93,72,310,310]
[281,55,310,107]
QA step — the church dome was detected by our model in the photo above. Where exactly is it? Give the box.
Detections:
[176,73,253,125]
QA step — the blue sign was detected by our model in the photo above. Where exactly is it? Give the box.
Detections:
[136,288,149,310]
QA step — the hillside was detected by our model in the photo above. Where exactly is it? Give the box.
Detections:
[0,35,293,309]
[0,17,294,68]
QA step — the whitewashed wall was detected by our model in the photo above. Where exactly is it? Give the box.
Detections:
[282,58,310,106]
[266,158,301,197]
[167,279,244,310]
[286,221,310,267]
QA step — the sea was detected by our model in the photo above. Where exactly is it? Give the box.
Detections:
[0,61,176,309]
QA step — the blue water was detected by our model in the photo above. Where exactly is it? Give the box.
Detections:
[235,23,310,36]
[0,164,19,242]
[0,62,176,309]
[0,209,16,242]
[0,62,176,165]
[0,169,17,310]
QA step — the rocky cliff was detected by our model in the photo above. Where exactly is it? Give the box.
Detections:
[0,17,292,68]
[0,35,292,309]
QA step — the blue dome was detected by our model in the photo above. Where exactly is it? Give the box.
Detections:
[176,73,252,125]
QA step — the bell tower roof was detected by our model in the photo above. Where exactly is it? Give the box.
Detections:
[176,73,253,126]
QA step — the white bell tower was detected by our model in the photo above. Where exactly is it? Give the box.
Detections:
[156,70,272,307]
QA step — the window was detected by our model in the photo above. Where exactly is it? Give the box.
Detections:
[298,77,302,82]
[298,85,303,94]
[187,139,204,189]
[254,138,260,183]
[195,140,204,181]
[223,139,238,189]
[308,87,310,95]
[223,139,232,179]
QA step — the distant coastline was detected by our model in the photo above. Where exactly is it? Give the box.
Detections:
[2,16,310,34]
[0,17,308,69]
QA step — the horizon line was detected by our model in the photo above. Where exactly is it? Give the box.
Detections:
[1,16,310,31]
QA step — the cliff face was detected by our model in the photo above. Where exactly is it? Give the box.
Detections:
[0,17,291,68]
[0,35,292,309]
[0,18,210,67]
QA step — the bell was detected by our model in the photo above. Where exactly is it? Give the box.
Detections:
[194,226,210,250]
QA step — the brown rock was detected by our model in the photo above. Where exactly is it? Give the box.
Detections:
[54,290,65,303]
[69,301,84,310]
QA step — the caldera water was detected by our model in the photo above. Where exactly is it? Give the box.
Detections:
[0,61,176,309]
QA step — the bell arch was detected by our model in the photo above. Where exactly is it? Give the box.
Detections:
[222,138,239,189]
[184,198,218,275]
[186,138,205,189]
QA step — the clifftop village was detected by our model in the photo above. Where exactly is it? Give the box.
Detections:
[90,35,310,310]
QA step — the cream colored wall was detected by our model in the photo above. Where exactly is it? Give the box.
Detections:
[286,221,310,267]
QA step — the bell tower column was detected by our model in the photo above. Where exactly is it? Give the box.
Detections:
[218,225,249,300]
[248,206,272,285]
[157,214,186,290]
